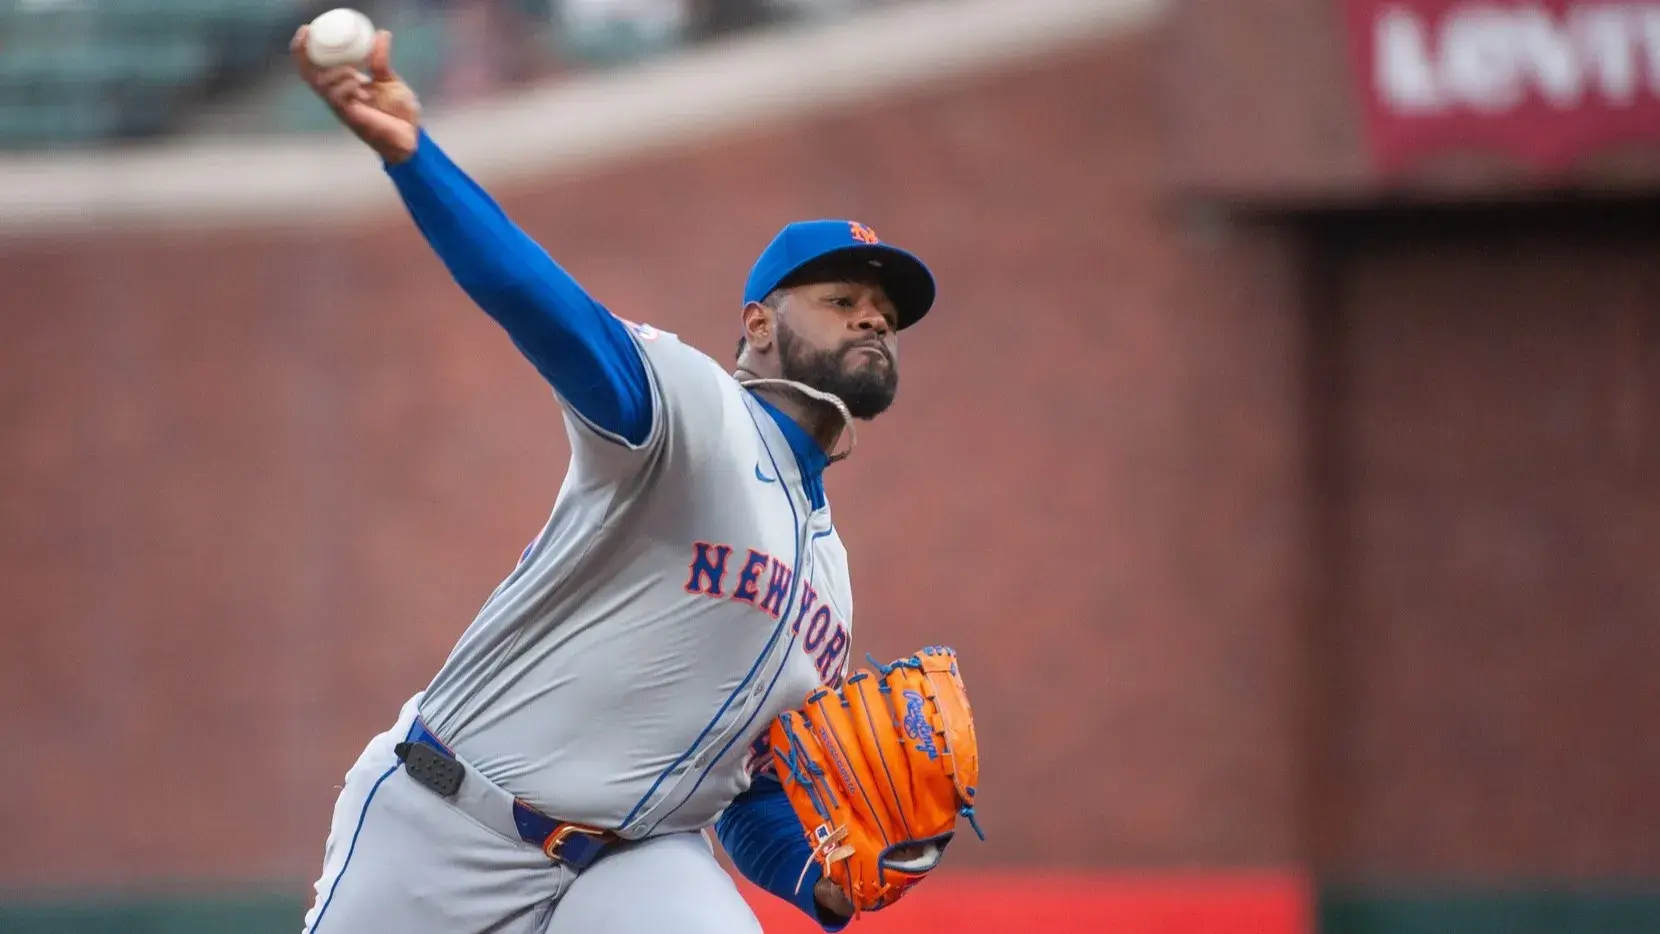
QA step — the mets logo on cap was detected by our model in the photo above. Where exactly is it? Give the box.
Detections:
[849,222,880,245]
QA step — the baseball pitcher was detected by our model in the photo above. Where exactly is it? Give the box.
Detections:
[290,24,983,934]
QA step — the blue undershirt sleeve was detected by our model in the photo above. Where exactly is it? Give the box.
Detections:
[716,775,851,933]
[382,129,653,446]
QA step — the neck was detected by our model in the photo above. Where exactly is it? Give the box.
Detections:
[735,369,846,454]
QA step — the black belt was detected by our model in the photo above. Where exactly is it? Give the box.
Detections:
[394,718,618,870]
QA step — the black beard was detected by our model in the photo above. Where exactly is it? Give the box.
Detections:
[777,326,898,420]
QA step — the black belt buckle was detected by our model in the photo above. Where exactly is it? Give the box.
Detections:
[396,740,464,798]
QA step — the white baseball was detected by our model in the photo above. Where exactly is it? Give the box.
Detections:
[305,8,376,68]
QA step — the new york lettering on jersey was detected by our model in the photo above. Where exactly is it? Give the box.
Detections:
[574,330,858,840]
[685,541,852,684]
[410,326,855,843]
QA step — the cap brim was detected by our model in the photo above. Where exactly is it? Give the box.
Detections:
[778,244,936,330]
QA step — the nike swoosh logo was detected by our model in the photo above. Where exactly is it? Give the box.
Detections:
[754,464,777,484]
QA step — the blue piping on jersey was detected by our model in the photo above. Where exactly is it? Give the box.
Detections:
[306,762,400,933]
[620,397,808,834]
[649,496,817,830]
[640,396,813,834]
[645,400,840,831]
[753,395,829,510]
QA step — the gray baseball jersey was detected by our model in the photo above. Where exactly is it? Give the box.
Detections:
[297,123,935,934]
[416,320,854,840]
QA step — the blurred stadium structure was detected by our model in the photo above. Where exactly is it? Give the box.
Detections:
[2,0,1658,932]
[0,0,897,149]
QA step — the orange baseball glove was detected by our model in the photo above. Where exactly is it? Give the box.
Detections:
[769,645,984,917]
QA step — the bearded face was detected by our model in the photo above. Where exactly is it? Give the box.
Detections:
[775,317,899,420]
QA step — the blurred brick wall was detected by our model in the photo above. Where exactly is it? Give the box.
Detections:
[1158,0,1371,200]
[0,29,1311,886]
[1302,202,1660,880]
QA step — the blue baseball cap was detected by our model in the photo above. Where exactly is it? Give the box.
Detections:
[743,219,936,330]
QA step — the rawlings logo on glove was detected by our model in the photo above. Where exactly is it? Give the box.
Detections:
[769,645,984,917]
[902,691,938,757]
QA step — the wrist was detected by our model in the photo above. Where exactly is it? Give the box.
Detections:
[379,128,420,166]
[379,127,424,172]
[812,878,854,921]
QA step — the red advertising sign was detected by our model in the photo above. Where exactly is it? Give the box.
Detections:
[738,870,1313,934]
[1343,0,1660,174]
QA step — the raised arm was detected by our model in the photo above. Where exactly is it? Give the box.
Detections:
[383,132,653,444]
[290,25,652,446]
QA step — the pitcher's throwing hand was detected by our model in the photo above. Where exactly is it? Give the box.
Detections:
[290,24,420,164]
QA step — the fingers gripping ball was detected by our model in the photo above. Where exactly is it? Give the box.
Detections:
[769,646,984,917]
[306,8,377,68]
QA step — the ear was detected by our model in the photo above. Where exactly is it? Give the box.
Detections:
[741,300,777,353]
